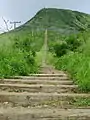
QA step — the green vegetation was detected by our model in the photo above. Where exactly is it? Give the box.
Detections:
[0,31,45,78]
[71,98,90,107]
[52,35,81,57]
[22,8,90,33]
[55,31,90,92]
[0,8,90,93]
[40,98,90,107]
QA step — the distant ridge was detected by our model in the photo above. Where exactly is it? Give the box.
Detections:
[15,8,90,34]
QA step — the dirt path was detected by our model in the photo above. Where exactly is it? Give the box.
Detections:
[0,66,90,120]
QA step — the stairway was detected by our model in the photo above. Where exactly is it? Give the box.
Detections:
[0,66,90,120]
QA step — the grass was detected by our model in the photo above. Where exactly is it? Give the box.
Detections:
[54,31,90,92]
[72,98,90,107]
[0,47,38,78]
[0,32,42,78]
[0,29,61,78]
[55,51,90,92]
[35,45,46,66]
[1,28,90,93]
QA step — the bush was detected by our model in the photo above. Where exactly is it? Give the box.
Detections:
[55,52,90,92]
[52,34,82,57]
[0,37,38,78]
[66,34,81,51]
[53,42,68,57]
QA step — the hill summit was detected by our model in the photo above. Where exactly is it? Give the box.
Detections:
[18,8,90,33]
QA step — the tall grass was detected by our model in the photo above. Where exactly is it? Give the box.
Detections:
[0,33,40,78]
[55,31,90,92]
[55,52,90,92]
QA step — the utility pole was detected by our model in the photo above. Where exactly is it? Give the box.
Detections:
[2,17,9,32]
[10,21,21,29]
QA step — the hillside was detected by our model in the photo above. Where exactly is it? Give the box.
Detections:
[0,8,90,81]
[16,8,90,33]
[1,8,90,52]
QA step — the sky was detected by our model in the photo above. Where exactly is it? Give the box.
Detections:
[0,0,90,32]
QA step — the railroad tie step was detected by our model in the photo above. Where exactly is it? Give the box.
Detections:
[0,108,90,120]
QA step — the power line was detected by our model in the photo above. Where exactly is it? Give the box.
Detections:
[10,21,21,29]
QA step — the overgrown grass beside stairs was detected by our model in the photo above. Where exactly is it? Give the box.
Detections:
[0,35,39,78]
[55,31,90,92]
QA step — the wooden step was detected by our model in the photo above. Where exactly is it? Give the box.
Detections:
[29,74,67,77]
[0,108,90,120]
[14,74,67,78]
[0,92,90,108]
[0,84,78,93]
[10,76,69,80]
[0,79,73,85]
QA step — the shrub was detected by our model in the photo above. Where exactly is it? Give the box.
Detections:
[55,52,90,92]
[66,34,81,51]
[0,37,38,78]
[53,42,68,57]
